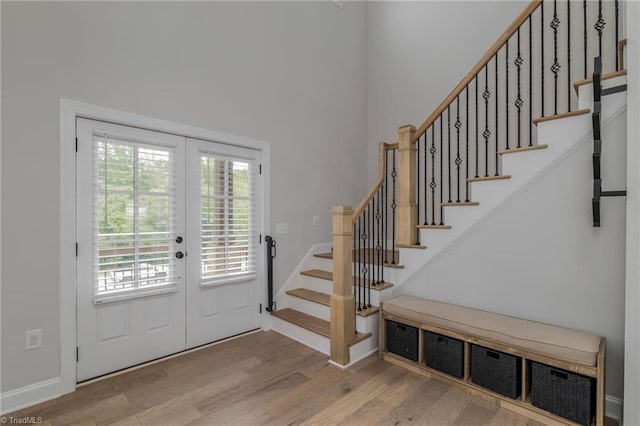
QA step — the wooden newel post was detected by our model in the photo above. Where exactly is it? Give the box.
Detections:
[330,206,355,366]
[397,124,418,246]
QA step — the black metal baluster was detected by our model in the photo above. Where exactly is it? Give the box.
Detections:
[365,204,370,308]
[516,28,523,149]
[391,149,397,264]
[584,0,588,78]
[551,0,560,116]
[357,216,361,311]
[383,149,388,265]
[541,1,545,118]
[369,198,373,305]
[596,0,605,62]
[465,87,470,202]
[423,132,428,225]
[447,106,452,203]
[431,125,436,225]
[529,15,533,146]
[353,222,357,308]
[376,187,383,284]
[455,96,462,202]
[495,54,499,176]
[483,67,490,177]
[440,115,444,224]
[416,135,421,227]
[615,0,620,71]
[475,75,480,177]
[567,0,572,112]
[506,39,510,151]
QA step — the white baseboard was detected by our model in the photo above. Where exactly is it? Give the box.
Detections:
[606,395,623,421]
[0,377,61,415]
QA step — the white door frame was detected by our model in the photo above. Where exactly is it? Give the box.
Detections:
[60,99,271,395]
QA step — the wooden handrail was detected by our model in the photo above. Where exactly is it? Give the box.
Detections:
[352,142,396,224]
[410,0,542,143]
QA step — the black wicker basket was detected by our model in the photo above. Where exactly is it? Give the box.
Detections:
[471,345,522,399]
[531,362,595,426]
[386,320,418,362]
[424,331,464,378]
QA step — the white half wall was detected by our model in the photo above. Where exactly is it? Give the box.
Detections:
[398,110,627,401]
[365,1,525,182]
[1,1,367,396]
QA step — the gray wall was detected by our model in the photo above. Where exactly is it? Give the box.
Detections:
[366,1,526,181]
[1,1,367,392]
[399,109,627,399]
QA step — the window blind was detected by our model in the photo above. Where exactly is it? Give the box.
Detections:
[200,153,256,285]
[94,135,177,296]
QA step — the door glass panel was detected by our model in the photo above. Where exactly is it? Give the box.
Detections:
[200,154,255,284]
[95,138,176,295]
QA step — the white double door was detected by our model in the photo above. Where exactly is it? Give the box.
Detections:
[76,118,262,381]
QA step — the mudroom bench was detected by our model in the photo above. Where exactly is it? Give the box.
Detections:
[379,295,605,426]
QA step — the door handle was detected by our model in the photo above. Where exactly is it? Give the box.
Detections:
[175,251,184,259]
[175,236,183,244]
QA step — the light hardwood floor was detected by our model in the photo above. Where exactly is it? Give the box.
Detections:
[5,331,615,426]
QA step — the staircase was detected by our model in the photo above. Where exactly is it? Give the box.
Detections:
[269,0,627,368]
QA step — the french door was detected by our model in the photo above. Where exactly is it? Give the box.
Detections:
[76,118,261,381]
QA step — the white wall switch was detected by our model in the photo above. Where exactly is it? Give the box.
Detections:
[276,222,289,234]
[313,216,319,227]
[25,329,42,350]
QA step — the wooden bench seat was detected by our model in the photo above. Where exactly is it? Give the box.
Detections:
[383,295,601,366]
[380,295,605,426]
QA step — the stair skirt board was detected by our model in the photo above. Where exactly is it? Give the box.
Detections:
[392,94,627,296]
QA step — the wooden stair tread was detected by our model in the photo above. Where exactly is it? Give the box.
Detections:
[301,269,333,281]
[271,308,371,344]
[532,109,590,125]
[314,250,404,269]
[286,288,380,317]
[417,224,452,229]
[300,269,394,291]
[573,69,627,94]
[286,288,329,306]
[467,175,511,182]
[313,252,333,259]
[271,308,330,338]
[396,243,426,249]
[498,144,548,155]
[357,306,380,317]
[441,201,479,207]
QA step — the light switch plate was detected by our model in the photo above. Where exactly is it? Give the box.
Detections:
[276,222,289,234]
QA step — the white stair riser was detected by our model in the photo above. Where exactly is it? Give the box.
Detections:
[271,316,330,355]
[577,75,627,110]
[286,294,330,321]
[355,311,379,333]
[348,328,379,364]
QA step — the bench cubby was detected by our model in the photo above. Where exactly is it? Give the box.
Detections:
[379,296,605,426]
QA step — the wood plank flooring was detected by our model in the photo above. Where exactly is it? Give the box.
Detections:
[6,331,617,426]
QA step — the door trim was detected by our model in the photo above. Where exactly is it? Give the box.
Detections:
[60,99,271,395]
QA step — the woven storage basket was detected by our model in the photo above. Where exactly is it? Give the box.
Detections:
[424,331,464,378]
[471,345,522,399]
[386,320,418,362]
[531,362,595,426]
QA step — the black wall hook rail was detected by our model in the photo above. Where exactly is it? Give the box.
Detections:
[591,56,626,227]
[265,235,277,312]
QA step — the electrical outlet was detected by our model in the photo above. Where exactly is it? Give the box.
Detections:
[25,329,42,350]
[313,216,319,227]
